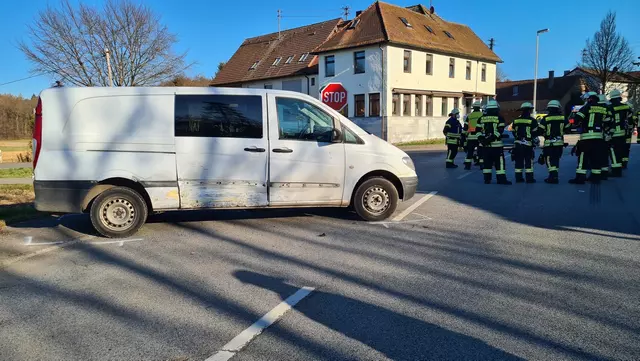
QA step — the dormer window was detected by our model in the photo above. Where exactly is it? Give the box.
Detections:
[400,17,412,28]
[249,61,259,70]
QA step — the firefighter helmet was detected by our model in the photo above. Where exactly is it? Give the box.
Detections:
[609,89,622,99]
[547,100,561,109]
[450,108,460,115]
[519,102,534,110]
[472,100,482,108]
[486,100,499,109]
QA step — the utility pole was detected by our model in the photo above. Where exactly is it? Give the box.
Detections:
[277,9,282,40]
[488,38,495,50]
[341,5,350,20]
[533,28,549,116]
[104,48,113,87]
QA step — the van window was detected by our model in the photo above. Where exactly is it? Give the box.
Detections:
[175,95,263,138]
[343,126,363,144]
[276,97,335,142]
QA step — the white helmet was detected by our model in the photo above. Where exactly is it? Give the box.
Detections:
[609,89,622,100]
[472,101,482,108]
[598,94,608,104]
[519,102,534,110]
[450,108,460,115]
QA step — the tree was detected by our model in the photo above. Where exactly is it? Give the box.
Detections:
[496,65,509,82]
[215,62,226,77]
[19,0,190,87]
[581,11,635,94]
[160,74,213,87]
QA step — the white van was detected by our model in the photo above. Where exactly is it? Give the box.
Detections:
[33,87,418,238]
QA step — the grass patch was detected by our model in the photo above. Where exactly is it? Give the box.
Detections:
[0,184,39,229]
[394,138,445,147]
[0,168,32,178]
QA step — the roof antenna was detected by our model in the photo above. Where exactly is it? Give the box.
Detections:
[341,6,350,21]
[277,9,282,40]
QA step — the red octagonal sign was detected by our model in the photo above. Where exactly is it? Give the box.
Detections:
[321,83,348,111]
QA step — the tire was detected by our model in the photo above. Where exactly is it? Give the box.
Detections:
[353,177,399,221]
[89,186,148,238]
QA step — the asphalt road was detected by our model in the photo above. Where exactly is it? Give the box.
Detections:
[1,145,640,361]
[0,162,31,169]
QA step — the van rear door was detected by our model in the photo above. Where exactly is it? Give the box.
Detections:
[174,93,268,208]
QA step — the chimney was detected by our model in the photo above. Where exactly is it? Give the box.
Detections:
[548,70,555,89]
[355,10,362,17]
[564,70,570,76]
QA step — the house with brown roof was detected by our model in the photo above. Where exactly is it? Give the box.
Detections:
[496,71,585,119]
[212,1,501,143]
[211,18,343,96]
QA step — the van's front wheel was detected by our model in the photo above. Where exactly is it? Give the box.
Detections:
[90,186,148,238]
[353,177,398,221]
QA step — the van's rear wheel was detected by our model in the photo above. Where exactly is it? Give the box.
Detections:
[90,186,148,238]
[353,177,398,221]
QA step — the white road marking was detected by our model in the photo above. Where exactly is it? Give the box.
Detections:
[392,191,438,222]
[206,286,315,361]
[457,171,476,180]
[371,218,431,228]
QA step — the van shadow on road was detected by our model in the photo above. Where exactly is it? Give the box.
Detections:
[234,270,523,361]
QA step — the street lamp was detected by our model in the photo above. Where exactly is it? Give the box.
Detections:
[533,28,549,115]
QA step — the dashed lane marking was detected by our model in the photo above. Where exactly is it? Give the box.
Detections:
[206,286,315,361]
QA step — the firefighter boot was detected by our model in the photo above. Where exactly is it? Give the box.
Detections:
[446,162,458,169]
[612,167,622,177]
[483,173,492,184]
[544,172,559,184]
[497,174,513,185]
[464,163,471,170]
[622,160,628,169]
[569,174,586,184]
[515,173,525,183]
[600,169,609,180]
[525,173,536,183]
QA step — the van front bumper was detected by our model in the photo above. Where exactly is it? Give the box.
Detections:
[400,176,418,201]
[34,181,95,213]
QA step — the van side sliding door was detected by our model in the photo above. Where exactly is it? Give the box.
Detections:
[174,94,269,208]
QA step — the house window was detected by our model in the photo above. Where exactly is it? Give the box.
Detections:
[400,17,412,28]
[369,93,380,117]
[449,58,455,78]
[299,53,309,62]
[424,25,434,34]
[454,97,459,111]
[404,50,412,73]
[285,56,294,64]
[513,85,519,96]
[415,95,422,116]
[272,57,282,66]
[354,94,365,117]
[392,94,400,115]
[443,30,454,39]
[425,96,432,116]
[466,61,472,80]
[426,54,433,75]
[481,64,487,82]
[354,51,365,74]
[310,77,315,86]
[264,84,273,89]
[249,61,259,70]
[441,97,448,116]
[325,55,335,77]
[403,95,411,116]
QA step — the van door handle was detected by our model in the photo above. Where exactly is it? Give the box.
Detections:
[244,146,266,153]
[272,147,293,153]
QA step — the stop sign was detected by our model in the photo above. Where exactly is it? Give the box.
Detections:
[321,83,348,111]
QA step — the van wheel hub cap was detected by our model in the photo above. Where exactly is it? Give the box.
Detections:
[101,198,135,230]
[363,186,389,214]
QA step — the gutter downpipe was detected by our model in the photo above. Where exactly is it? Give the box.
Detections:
[380,43,386,140]
[304,75,310,95]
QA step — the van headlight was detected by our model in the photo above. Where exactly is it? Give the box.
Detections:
[402,156,415,171]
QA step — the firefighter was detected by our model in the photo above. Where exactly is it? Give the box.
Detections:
[607,89,633,176]
[598,94,612,180]
[511,102,539,183]
[443,108,462,168]
[538,100,571,184]
[621,101,638,169]
[569,92,611,184]
[478,100,512,185]
[462,101,483,170]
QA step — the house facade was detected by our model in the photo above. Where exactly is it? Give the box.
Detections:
[212,2,501,143]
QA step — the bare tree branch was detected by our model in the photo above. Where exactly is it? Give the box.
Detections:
[581,11,635,94]
[19,0,190,86]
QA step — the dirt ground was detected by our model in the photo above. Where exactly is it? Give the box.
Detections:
[0,139,31,163]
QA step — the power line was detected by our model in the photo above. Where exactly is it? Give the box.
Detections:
[0,72,52,87]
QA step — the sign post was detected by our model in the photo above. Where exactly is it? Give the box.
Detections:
[320,83,348,112]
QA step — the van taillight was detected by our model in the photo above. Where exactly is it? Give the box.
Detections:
[33,97,42,169]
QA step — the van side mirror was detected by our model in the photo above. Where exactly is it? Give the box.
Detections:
[331,128,343,143]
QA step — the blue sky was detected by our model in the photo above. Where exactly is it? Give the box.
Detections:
[2,0,640,97]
